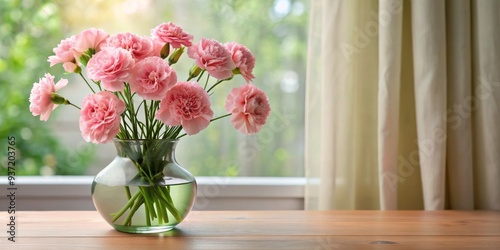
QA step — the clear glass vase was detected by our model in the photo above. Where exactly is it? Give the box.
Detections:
[91,139,197,233]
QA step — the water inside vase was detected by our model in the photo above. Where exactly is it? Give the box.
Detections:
[92,178,196,227]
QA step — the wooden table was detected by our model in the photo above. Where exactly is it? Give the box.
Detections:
[1,210,499,249]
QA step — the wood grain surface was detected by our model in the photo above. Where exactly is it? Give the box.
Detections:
[1,210,499,249]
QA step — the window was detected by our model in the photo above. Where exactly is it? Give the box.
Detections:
[1,0,308,177]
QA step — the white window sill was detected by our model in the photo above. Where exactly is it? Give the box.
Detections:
[0,176,305,210]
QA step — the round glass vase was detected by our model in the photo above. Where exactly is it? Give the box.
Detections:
[91,139,197,234]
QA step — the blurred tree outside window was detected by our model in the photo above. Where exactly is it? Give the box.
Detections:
[1,0,308,177]
[0,0,95,176]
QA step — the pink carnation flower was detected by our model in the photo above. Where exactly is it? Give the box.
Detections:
[29,73,68,121]
[86,47,135,91]
[79,91,125,144]
[74,28,109,54]
[47,36,78,73]
[156,82,214,135]
[130,56,177,100]
[225,42,256,83]
[225,84,271,134]
[103,33,154,61]
[187,38,236,80]
[152,22,193,49]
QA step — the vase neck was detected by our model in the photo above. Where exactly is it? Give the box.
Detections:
[113,139,178,162]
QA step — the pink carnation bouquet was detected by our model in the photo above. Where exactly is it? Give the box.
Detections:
[29,22,270,227]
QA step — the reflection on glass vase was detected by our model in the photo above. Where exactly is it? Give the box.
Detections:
[91,139,197,233]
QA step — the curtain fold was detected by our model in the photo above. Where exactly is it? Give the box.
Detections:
[445,0,474,210]
[411,0,448,210]
[377,0,403,210]
[471,0,500,209]
[305,0,500,210]
[307,0,380,210]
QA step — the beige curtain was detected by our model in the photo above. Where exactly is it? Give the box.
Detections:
[305,0,500,210]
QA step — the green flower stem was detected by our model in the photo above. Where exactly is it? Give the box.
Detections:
[119,85,141,139]
[149,101,159,138]
[203,72,210,90]
[118,123,133,139]
[162,126,178,139]
[211,113,231,122]
[156,200,166,224]
[177,114,231,139]
[165,186,174,204]
[127,88,139,138]
[152,172,164,180]
[94,80,102,91]
[155,193,169,224]
[153,121,164,139]
[122,98,160,140]
[196,70,206,82]
[155,187,182,221]
[113,186,181,226]
[138,122,147,138]
[143,100,158,139]
[118,92,133,139]
[206,79,225,93]
[176,133,187,139]
[123,194,144,226]
[145,205,151,226]
[144,101,150,139]
[140,187,157,221]
[68,102,81,110]
[134,158,152,180]
[111,141,184,227]
[125,186,132,200]
[144,155,155,183]
[111,190,141,223]
[78,73,96,94]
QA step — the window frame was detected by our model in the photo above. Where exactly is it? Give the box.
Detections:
[0,176,305,210]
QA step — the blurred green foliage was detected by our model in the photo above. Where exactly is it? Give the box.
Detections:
[0,0,95,175]
[0,0,307,177]
[174,0,308,176]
